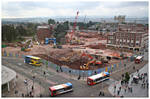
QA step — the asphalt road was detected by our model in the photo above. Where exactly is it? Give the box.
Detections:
[2,57,112,97]
[2,51,148,97]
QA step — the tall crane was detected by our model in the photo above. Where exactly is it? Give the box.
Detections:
[70,11,79,41]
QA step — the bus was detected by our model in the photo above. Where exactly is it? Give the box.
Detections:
[135,56,143,64]
[49,82,73,96]
[24,55,41,66]
[87,72,110,86]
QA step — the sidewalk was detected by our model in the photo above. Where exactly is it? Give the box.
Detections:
[2,73,45,97]
[108,63,148,97]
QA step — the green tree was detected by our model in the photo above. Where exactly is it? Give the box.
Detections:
[2,25,17,42]
[53,21,69,43]
[124,72,130,82]
[48,19,55,24]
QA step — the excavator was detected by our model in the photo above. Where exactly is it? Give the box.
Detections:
[80,53,105,70]
[80,53,93,70]
[21,40,32,52]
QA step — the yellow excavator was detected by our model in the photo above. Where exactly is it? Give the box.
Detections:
[80,59,102,70]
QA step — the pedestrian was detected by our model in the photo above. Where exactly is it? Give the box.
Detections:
[29,91,32,97]
[130,87,132,93]
[121,80,123,85]
[99,91,102,96]
[124,88,126,93]
[119,86,121,91]
[124,64,126,67]
[78,75,81,80]
[60,66,63,72]
[137,69,139,73]
[22,93,24,97]
[128,87,130,92]
[32,86,34,91]
[141,83,143,87]
[133,66,135,70]
[117,90,120,95]
[40,94,42,97]
[102,92,105,96]
[143,83,145,88]
[69,70,71,73]
[56,69,59,72]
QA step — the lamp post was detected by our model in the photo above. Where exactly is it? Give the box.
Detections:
[32,76,35,96]
[24,79,28,97]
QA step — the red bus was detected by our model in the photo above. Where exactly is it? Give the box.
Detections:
[135,56,143,64]
[49,82,73,96]
[87,72,110,86]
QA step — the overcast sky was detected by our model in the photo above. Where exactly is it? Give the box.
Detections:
[2,0,149,18]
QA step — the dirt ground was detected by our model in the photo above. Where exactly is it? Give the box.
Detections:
[2,31,133,70]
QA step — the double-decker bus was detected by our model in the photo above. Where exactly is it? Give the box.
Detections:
[87,72,110,86]
[135,56,143,64]
[49,82,73,96]
[24,55,41,66]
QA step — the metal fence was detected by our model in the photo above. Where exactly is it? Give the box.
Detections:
[2,51,134,77]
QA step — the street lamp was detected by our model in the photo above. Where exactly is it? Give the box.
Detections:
[24,79,28,97]
[32,76,35,96]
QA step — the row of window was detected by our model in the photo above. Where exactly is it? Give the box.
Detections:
[94,75,110,82]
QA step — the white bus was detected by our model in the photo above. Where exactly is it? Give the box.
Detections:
[87,71,110,86]
[49,82,73,96]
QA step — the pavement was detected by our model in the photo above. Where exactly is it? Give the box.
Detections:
[2,57,113,97]
[108,51,149,97]
[2,50,148,97]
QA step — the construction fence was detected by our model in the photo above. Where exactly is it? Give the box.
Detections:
[2,51,135,77]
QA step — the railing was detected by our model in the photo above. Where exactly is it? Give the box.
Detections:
[2,51,135,77]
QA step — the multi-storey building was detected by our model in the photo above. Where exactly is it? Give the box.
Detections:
[107,24,148,51]
[37,25,53,43]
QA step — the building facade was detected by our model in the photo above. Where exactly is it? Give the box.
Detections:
[107,24,148,51]
[37,25,53,43]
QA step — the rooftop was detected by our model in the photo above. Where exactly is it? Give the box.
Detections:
[2,65,16,85]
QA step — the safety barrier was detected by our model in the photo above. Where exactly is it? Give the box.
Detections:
[2,51,134,77]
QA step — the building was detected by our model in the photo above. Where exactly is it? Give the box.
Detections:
[37,25,53,43]
[107,24,148,51]
[2,66,16,94]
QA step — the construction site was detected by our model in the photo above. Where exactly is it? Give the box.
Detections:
[2,12,134,71]
[2,29,133,70]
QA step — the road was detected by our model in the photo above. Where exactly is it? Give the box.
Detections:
[2,51,148,97]
[2,57,112,97]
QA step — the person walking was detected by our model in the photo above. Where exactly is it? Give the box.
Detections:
[114,85,116,92]
[99,91,102,96]
[117,90,120,96]
[130,87,132,93]
[119,86,121,91]
[124,88,126,93]
[78,75,81,80]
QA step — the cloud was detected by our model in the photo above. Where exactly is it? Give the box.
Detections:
[2,0,149,18]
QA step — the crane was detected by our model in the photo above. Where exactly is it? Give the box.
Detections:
[70,11,79,42]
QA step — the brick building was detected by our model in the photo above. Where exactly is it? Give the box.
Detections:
[107,24,148,51]
[37,25,53,43]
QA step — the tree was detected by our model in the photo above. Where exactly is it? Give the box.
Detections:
[53,21,69,43]
[2,25,17,42]
[124,72,130,82]
[48,19,55,25]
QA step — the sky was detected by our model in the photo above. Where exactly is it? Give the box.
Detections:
[1,0,149,18]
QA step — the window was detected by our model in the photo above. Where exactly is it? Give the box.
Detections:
[108,40,111,43]
[123,39,126,42]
